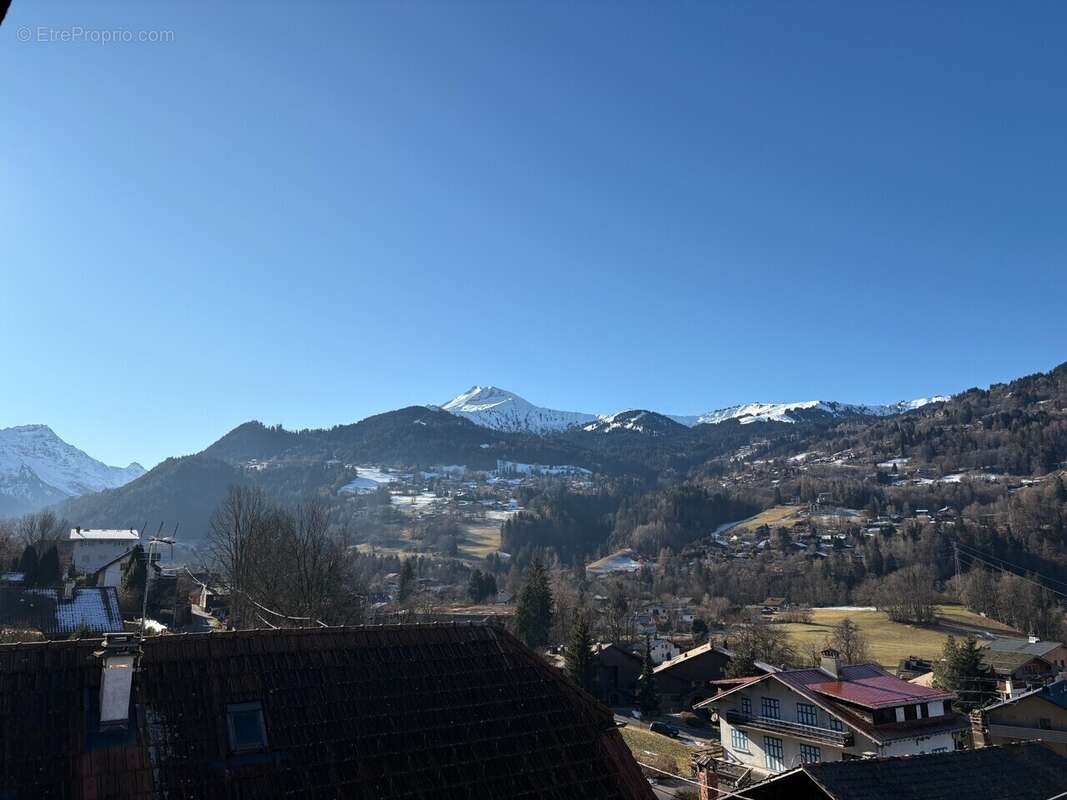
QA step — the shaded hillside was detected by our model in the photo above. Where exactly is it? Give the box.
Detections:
[201,421,304,463]
[57,456,245,540]
[808,361,1067,476]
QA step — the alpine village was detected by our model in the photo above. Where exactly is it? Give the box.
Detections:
[2,368,1067,798]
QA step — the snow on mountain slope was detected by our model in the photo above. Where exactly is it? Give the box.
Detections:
[670,397,950,426]
[0,425,145,514]
[583,410,688,436]
[441,386,596,433]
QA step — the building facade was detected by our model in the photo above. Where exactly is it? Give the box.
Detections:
[698,650,965,779]
[69,528,140,574]
[971,679,1067,757]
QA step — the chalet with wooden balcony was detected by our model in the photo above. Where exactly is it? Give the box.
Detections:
[971,678,1067,757]
[696,649,967,780]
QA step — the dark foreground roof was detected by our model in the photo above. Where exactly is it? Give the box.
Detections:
[741,743,1067,800]
[0,586,123,637]
[0,624,654,800]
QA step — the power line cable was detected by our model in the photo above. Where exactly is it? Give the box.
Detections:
[955,541,1067,592]
[955,550,1067,600]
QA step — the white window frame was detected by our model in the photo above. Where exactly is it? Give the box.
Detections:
[761,696,781,720]
[796,702,818,727]
[731,727,750,752]
[764,735,784,771]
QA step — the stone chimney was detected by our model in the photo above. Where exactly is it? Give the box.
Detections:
[62,577,76,601]
[94,632,142,731]
[820,647,842,679]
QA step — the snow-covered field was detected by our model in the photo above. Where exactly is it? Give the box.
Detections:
[877,457,910,468]
[339,466,398,494]
[587,550,645,576]
[389,492,439,511]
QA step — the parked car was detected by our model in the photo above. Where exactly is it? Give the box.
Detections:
[649,721,679,738]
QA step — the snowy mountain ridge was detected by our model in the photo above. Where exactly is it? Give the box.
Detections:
[440,386,597,434]
[670,397,952,427]
[442,387,950,433]
[0,425,145,515]
[582,410,687,436]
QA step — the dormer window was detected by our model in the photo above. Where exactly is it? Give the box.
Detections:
[226,702,268,753]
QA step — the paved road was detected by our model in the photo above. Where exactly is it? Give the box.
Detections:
[614,712,716,748]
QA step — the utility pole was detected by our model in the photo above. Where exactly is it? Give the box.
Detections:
[952,540,962,596]
[140,535,176,637]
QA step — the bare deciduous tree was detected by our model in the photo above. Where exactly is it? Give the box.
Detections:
[824,617,871,664]
[17,511,67,549]
[208,486,363,629]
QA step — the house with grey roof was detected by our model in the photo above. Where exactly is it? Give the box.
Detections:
[971,678,1067,757]
[696,649,966,786]
[700,742,1067,800]
[982,636,1067,698]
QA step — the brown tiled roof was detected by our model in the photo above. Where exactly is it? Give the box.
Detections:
[754,742,1067,800]
[0,624,655,800]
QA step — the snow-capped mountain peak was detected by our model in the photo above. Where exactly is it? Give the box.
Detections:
[441,386,596,433]
[0,424,145,515]
[670,396,949,426]
[442,386,949,433]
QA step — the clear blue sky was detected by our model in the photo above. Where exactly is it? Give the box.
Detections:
[2,1,1065,469]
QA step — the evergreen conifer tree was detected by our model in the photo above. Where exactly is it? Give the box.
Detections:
[121,545,147,594]
[564,610,594,693]
[36,546,62,587]
[933,635,997,711]
[17,547,38,587]
[515,559,553,648]
[636,639,660,716]
[398,559,416,603]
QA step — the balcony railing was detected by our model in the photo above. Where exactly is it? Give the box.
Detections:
[986,723,1067,744]
[725,709,854,748]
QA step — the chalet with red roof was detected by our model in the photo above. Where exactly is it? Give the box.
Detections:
[696,649,967,783]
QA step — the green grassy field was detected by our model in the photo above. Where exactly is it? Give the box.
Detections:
[459,523,501,559]
[732,505,804,532]
[619,725,693,775]
[777,605,1020,668]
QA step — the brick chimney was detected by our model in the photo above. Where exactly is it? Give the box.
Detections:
[820,647,841,679]
[94,632,142,731]
[695,759,717,800]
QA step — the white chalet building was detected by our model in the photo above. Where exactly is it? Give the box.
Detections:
[698,649,966,779]
[643,638,682,665]
[69,528,140,575]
